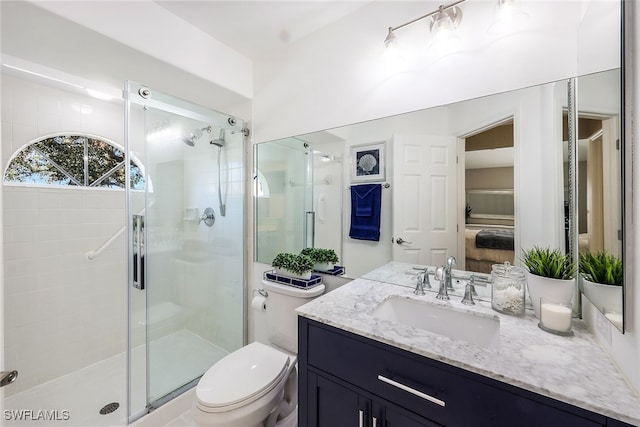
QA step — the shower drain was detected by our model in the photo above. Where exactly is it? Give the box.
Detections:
[99,402,120,415]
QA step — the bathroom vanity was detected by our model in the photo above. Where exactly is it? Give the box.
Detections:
[296,270,640,426]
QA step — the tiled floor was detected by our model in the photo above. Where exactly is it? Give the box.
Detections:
[3,330,226,427]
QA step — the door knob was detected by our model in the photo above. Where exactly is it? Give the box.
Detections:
[396,237,413,245]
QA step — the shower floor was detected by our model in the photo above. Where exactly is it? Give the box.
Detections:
[3,330,228,427]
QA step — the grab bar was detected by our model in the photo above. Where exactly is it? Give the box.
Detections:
[86,227,125,260]
[86,208,145,261]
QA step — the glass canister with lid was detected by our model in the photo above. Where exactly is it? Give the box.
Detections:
[491,261,526,316]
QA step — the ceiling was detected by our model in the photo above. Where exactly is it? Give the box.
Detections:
[153,1,371,60]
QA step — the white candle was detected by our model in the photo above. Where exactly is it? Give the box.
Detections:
[541,302,572,332]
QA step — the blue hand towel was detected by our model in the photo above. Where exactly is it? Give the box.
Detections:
[349,184,382,241]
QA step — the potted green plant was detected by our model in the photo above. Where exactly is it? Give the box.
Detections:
[301,247,339,272]
[272,252,314,280]
[521,246,576,319]
[579,251,622,315]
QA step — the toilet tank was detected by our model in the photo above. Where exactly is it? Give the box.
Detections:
[261,280,325,354]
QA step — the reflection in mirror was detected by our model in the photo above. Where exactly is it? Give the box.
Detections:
[254,72,625,321]
[464,120,515,274]
[256,79,569,281]
[254,138,312,263]
[574,69,624,331]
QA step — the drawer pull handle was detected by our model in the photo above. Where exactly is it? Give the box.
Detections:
[378,375,446,407]
[358,410,364,427]
[372,416,378,427]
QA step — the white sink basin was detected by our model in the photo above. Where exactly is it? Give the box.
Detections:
[371,296,500,350]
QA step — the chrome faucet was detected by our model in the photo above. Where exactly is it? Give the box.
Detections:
[436,256,456,300]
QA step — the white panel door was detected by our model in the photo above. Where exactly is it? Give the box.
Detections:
[392,134,458,267]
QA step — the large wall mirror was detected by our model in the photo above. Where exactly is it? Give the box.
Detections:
[254,67,626,331]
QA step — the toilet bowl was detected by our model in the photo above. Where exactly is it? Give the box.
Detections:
[193,280,324,426]
[192,342,296,427]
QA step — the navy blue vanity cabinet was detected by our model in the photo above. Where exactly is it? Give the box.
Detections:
[308,369,440,427]
[298,317,613,427]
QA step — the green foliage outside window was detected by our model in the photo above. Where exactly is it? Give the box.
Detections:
[4,135,144,190]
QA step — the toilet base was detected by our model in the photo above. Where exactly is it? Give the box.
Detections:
[276,406,298,427]
[192,386,283,427]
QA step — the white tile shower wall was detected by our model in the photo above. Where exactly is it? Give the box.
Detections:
[180,135,245,352]
[3,187,127,395]
[2,74,127,395]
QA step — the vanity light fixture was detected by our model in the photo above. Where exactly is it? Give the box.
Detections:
[384,0,465,50]
[488,0,529,35]
[430,4,463,41]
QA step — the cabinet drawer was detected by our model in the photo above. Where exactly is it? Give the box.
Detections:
[305,321,605,427]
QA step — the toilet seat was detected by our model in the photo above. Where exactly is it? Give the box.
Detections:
[196,342,290,413]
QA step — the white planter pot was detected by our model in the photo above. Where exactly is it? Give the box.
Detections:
[581,276,623,314]
[275,268,312,280]
[314,262,335,272]
[526,272,575,319]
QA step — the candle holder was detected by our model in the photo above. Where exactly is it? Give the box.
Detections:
[538,298,574,336]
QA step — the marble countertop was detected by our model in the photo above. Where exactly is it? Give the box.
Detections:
[296,271,640,425]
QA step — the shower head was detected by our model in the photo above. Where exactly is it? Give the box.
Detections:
[183,125,212,146]
[210,129,226,148]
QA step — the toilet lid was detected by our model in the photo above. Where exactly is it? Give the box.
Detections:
[196,342,290,409]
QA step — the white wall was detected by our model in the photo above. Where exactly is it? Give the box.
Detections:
[29,0,253,100]
[1,1,252,123]
[1,74,127,394]
[252,1,590,143]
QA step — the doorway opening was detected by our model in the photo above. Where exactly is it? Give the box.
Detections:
[462,119,515,274]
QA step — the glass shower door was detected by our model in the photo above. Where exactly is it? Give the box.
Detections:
[125,82,245,417]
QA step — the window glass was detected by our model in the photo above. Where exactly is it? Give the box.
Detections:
[4,134,144,190]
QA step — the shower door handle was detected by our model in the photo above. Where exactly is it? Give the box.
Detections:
[132,214,145,290]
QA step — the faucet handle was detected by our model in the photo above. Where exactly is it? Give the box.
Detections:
[422,270,432,289]
[413,273,426,295]
[461,282,475,305]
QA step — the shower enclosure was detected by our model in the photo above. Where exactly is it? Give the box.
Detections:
[1,70,246,426]
[125,82,246,419]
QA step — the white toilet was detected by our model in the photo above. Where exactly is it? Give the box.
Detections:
[192,279,325,427]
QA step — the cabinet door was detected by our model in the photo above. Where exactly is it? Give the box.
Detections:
[308,372,369,427]
[383,404,441,427]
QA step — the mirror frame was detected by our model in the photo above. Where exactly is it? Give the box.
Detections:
[621,0,632,333]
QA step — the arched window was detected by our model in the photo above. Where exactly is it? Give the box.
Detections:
[4,134,144,190]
